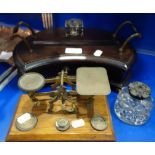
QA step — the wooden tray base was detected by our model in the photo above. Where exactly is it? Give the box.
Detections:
[6,95,115,141]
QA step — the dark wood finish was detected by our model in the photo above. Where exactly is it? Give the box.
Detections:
[0,26,35,65]
[13,28,136,88]
[6,95,115,141]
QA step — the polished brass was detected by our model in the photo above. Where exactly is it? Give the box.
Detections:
[18,72,45,92]
[55,118,70,131]
[18,67,113,118]
[18,69,79,117]
[10,34,33,53]
[86,96,94,118]
[113,20,138,39]
[91,115,108,131]
[112,20,142,53]
[45,69,76,90]
[15,113,38,131]
[13,21,35,35]
[119,33,142,53]
[128,81,151,100]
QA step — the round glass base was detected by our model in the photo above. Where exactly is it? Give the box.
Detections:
[114,86,153,126]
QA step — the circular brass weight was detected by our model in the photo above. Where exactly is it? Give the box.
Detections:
[91,115,108,131]
[55,118,70,131]
[15,113,38,131]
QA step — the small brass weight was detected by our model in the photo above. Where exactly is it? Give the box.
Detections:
[18,68,79,117]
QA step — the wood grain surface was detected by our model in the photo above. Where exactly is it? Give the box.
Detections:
[6,94,115,141]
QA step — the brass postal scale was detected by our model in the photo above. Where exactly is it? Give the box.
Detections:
[7,67,115,141]
[7,19,141,141]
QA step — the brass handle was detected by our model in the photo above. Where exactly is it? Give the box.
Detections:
[113,20,141,53]
[113,20,138,39]
[10,34,33,53]
[13,21,35,35]
[119,33,142,53]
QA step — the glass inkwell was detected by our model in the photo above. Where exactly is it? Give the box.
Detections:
[114,82,153,125]
[65,18,84,37]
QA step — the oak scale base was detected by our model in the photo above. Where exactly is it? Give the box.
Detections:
[6,95,115,141]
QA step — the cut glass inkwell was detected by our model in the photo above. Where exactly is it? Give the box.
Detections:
[114,81,153,125]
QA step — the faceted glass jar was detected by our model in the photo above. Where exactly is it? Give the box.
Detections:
[114,83,153,125]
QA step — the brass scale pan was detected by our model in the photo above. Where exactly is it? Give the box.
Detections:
[17,72,45,131]
[18,72,45,92]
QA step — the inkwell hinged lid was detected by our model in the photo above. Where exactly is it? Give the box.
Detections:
[128,82,151,100]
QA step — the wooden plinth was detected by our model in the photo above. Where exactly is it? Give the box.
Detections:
[6,95,115,141]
